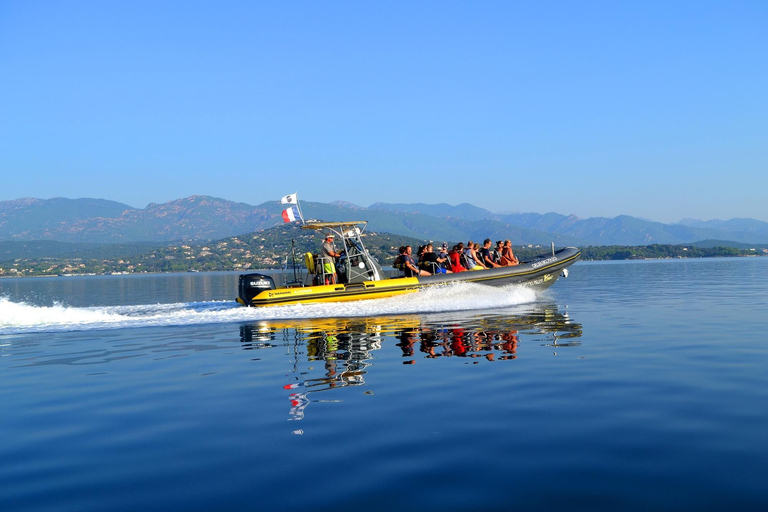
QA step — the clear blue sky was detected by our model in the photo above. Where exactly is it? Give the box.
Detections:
[1,1,766,223]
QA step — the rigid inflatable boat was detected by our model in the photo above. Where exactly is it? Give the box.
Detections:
[236,221,580,307]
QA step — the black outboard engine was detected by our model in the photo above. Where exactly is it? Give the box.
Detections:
[238,273,276,306]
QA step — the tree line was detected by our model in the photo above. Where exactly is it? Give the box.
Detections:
[578,244,757,260]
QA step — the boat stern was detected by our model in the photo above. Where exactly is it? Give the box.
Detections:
[238,273,277,307]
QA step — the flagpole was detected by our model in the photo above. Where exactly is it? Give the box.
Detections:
[291,238,298,283]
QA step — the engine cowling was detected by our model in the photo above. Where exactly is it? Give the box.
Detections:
[238,273,276,305]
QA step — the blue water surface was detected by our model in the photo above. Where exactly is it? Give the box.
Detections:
[1,258,767,511]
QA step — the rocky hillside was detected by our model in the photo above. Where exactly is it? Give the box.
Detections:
[2,196,768,247]
[0,196,279,243]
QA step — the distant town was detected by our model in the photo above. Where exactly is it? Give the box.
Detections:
[1,230,763,278]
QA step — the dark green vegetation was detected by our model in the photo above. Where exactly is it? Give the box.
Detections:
[0,240,163,260]
[579,245,760,260]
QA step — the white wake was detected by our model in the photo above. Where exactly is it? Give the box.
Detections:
[0,282,540,334]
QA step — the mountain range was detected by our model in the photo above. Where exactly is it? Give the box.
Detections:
[2,196,767,247]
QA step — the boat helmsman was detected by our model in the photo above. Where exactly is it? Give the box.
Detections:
[321,234,341,284]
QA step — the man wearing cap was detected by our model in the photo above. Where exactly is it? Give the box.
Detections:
[420,243,451,274]
[321,234,341,284]
[438,243,449,261]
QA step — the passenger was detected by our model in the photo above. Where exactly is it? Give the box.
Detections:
[438,243,449,260]
[437,242,453,271]
[474,243,485,259]
[393,246,407,276]
[493,240,504,264]
[449,244,467,272]
[418,245,431,269]
[403,245,431,277]
[480,238,501,268]
[463,241,479,270]
[417,246,428,270]
[475,243,489,269]
[438,243,452,271]
[420,243,452,274]
[417,245,427,262]
[464,241,486,271]
[499,239,519,266]
[321,234,342,284]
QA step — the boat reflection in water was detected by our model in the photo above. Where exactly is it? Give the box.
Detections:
[239,303,582,421]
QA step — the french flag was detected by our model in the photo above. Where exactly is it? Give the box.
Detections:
[282,206,299,223]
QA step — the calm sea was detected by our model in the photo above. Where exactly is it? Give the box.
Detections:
[1,258,767,511]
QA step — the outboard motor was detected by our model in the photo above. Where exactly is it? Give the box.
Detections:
[238,273,276,306]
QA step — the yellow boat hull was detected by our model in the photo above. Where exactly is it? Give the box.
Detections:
[238,277,422,307]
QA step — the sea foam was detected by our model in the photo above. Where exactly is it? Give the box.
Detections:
[0,283,540,335]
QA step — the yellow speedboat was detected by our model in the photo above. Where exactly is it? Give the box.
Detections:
[236,221,580,307]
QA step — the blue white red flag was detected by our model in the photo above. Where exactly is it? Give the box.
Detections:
[282,206,300,223]
[281,193,298,205]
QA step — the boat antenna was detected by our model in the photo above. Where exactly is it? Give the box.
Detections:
[291,239,298,284]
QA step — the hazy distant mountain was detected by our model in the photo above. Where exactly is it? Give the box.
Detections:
[0,197,136,236]
[495,213,768,246]
[497,212,581,233]
[369,202,494,222]
[270,201,574,246]
[366,204,768,245]
[0,196,278,243]
[1,196,767,247]
[678,218,768,239]
[328,200,366,210]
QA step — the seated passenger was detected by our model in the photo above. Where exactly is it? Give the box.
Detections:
[403,245,431,277]
[438,243,450,261]
[420,243,452,274]
[417,245,427,263]
[474,242,489,269]
[449,244,467,272]
[492,240,504,264]
[499,239,519,266]
[464,241,486,271]
[393,246,407,275]
[480,238,501,268]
